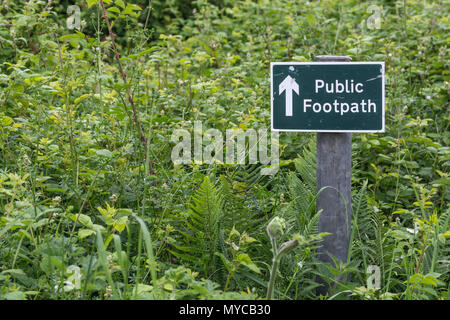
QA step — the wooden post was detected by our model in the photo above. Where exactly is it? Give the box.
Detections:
[315,55,352,295]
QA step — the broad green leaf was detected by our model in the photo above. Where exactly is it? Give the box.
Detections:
[126,3,142,11]
[87,0,97,8]
[107,6,121,14]
[78,229,96,239]
[115,0,125,9]
[74,94,91,105]
[1,116,13,126]
[69,214,94,229]
[59,33,84,41]
[4,291,26,300]
[95,149,113,158]
[113,216,128,233]
[237,253,260,274]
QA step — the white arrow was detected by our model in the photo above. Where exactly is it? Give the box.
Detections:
[279,75,299,117]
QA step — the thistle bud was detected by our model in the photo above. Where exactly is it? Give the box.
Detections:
[266,217,286,239]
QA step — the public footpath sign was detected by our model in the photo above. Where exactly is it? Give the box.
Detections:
[271,62,385,132]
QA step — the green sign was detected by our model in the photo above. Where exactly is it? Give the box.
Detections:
[271,62,385,132]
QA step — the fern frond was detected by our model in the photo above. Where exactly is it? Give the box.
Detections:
[280,136,318,236]
[293,138,316,192]
[173,176,224,281]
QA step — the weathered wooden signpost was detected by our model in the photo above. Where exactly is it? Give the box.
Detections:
[271,56,385,294]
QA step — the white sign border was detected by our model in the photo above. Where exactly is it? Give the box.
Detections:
[270,61,385,133]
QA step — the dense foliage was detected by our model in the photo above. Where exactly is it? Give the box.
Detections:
[0,0,448,300]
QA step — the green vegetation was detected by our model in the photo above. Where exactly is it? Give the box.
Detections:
[0,0,448,300]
